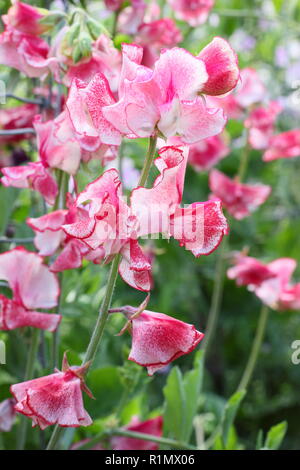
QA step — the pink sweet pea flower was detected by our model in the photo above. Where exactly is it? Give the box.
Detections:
[34,111,109,176]
[254,258,300,311]
[245,101,282,150]
[227,254,277,288]
[0,398,16,432]
[10,355,93,430]
[1,161,58,205]
[0,28,58,79]
[228,255,300,311]
[117,305,204,375]
[234,68,266,108]
[33,112,82,175]
[0,247,61,332]
[111,416,163,450]
[263,129,300,162]
[66,73,122,153]
[63,146,228,291]
[188,133,230,171]
[104,0,123,11]
[0,104,39,144]
[209,169,271,220]
[63,35,121,93]
[102,40,239,142]
[2,1,49,36]
[167,0,215,26]
[27,196,105,273]
[136,18,182,67]
[118,0,147,35]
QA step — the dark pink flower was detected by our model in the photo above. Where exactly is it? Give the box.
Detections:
[229,255,300,311]
[10,355,93,429]
[167,0,215,26]
[209,169,271,220]
[1,161,58,205]
[33,112,82,176]
[0,398,16,432]
[27,197,105,273]
[63,146,228,291]
[245,101,282,150]
[198,37,239,96]
[111,416,163,450]
[254,258,300,311]
[0,247,61,332]
[104,0,123,11]
[102,41,239,142]
[188,134,230,171]
[0,28,58,79]
[227,254,276,287]
[137,18,182,67]
[126,307,204,375]
[0,104,39,144]
[263,129,300,162]
[3,1,49,36]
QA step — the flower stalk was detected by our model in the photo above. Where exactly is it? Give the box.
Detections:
[237,304,269,391]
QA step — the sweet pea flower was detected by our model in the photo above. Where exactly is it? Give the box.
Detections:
[112,303,204,375]
[167,0,215,26]
[209,169,271,220]
[111,416,163,450]
[104,0,123,11]
[0,247,61,332]
[10,354,93,430]
[118,0,147,36]
[234,68,266,109]
[27,196,105,273]
[66,73,122,153]
[63,35,121,93]
[2,1,50,36]
[228,255,300,311]
[0,104,39,144]
[34,112,112,176]
[102,40,239,143]
[263,129,300,162]
[62,146,228,291]
[245,101,282,150]
[188,134,230,171]
[255,258,300,311]
[136,18,182,67]
[0,398,16,432]
[227,253,277,288]
[0,27,58,79]
[1,161,58,205]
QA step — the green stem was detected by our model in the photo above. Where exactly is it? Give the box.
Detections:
[51,272,64,370]
[17,329,40,450]
[237,305,269,391]
[76,428,198,451]
[83,252,122,365]
[111,9,120,39]
[138,135,158,187]
[46,135,158,450]
[201,237,228,360]
[238,131,251,182]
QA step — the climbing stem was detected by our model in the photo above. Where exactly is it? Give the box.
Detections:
[17,329,40,450]
[237,304,269,392]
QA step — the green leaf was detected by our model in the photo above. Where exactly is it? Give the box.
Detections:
[163,366,186,442]
[263,421,288,450]
[182,350,204,442]
[221,389,246,447]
